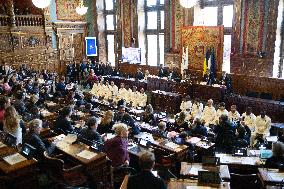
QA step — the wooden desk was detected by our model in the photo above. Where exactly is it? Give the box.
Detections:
[134,132,188,160]
[0,146,38,189]
[215,154,262,166]
[168,179,230,189]
[127,143,151,157]
[192,83,225,102]
[53,136,110,184]
[151,90,181,114]
[180,162,231,181]
[258,168,284,187]
[215,153,263,173]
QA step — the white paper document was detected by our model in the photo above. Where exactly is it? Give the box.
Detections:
[187,137,201,144]
[3,153,27,165]
[165,142,180,149]
[186,186,211,189]
[64,134,77,144]
[0,142,7,148]
[76,150,97,160]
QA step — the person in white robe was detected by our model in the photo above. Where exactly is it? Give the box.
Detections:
[129,86,141,107]
[109,81,118,99]
[215,102,228,124]
[90,80,100,97]
[138,88,147,107]
[228,105,240,124]
[180,95,192,113]
[254,111,271,141]
[187,98,203,121]
[201,99,216,127]
[116,83,128,102]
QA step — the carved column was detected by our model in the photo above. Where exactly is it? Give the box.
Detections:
[277,2,284,78]
[6,0,16,27]
[116,0,123,67]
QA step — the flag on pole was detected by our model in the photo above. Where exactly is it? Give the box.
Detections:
[181,46,189,76]
[203,57,207,76]
[210,48,216,79]
[203,48,210,76]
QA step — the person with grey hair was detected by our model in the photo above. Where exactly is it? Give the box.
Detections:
[103,123,129,167]
[152,121,167,139]
[78,116,102,144]
[127,151,166,189]
[23,119,55,160]
[265,141,284,169]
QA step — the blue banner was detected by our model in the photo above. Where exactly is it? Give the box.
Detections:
[85,37,97,56]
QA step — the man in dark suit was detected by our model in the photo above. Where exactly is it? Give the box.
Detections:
[127,151,166,189]
[135,68,144,80]
[78,116,103,144]
[54,106,74,134]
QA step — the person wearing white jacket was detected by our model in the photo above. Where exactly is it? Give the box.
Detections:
[215,102,228,124]
[255,111,271,137]
[180,96,192,113]
[241,107,256,133]
[201,99,216,127]
[228,105,240,123]
[187,98,203,121]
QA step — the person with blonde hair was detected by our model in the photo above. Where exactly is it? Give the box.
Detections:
[103,123,129,167]
[3,106,24,145]
[97,110,115,134]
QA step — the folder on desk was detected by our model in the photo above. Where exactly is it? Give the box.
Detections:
[3,153,27,165]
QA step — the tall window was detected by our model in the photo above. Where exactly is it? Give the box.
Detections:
[194,0,234,73]
[273,0,284,78]
[144,0,165,66]
[104,0,116,66]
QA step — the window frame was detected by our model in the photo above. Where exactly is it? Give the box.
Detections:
[103,0,117,66]
[144,0,165,66]
[201,0,234,73]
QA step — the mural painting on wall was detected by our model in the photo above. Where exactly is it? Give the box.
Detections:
[56,0,84,21]
[123,0,131,47]
[242,0,266,55]
[181,26,224,71]
[172,0,184,52]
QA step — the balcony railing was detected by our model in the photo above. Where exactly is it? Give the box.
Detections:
[0,15,43,27]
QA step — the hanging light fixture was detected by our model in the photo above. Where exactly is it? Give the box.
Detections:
[180,0,198,8]
[32,0,51,9]
[76,0,88,15]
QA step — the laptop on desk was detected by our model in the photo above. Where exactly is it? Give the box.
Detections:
[21,143,36,159]
[198,171,221,184]
[202,156,220,166]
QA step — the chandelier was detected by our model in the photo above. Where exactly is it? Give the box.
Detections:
[32,0,51,9]
[180,0,198,8]
[76,0,88,15]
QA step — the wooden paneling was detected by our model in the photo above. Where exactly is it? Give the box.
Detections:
[117,63,284,102]
[0,22,58,72]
